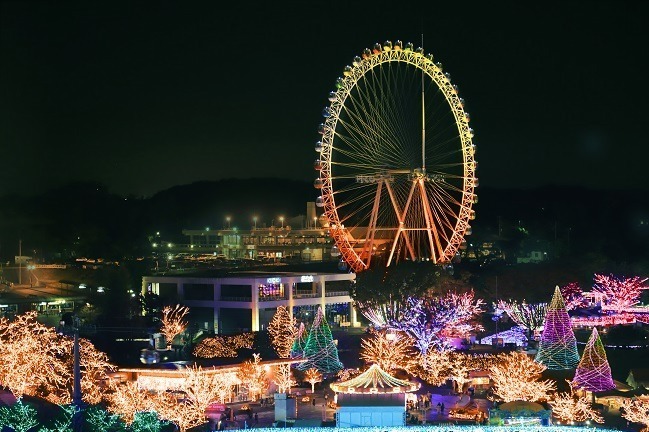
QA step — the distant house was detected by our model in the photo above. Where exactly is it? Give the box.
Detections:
[626,368,649,389]
[516,251,547,264]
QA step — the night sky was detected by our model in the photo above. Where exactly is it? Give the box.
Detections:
[1,1,647,197]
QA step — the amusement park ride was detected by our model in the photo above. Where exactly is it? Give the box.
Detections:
[314,40,477,272]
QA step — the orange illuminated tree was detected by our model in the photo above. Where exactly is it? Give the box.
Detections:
[160,305,189,349]
[0,312,69,399]
[360,329,416,373]
[489,351,555,402]
[622,398,649,432]
[268,306,297,358]
[418,348,452,386]
[304,368,323,393]
[237,354,269,401]
[193,333,254,358]
[107,381,156,424]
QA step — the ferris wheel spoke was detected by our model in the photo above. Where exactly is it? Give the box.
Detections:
[320,45,476,270]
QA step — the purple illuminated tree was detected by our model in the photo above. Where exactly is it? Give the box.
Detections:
[535,286,579,370]
[392,291,483,354]
[572,327,615,392]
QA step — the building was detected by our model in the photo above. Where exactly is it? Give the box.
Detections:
[142,270,359,334]
[330,364,420,427]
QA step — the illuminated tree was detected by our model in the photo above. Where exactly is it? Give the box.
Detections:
[290,322,308,359]
[393,291,484,354]
[108,381,156,424]
[304,367,323,393]
[572,327,615,392]
[297,307,343,373]
[356,297,402,329]
[85,406,125,431]
[237,353,269,401]
[550,380,604,424]
[560,282,585,311]
[0,399,39,432]
[0,312,69,399]
[160,305,189,349]
[418,349,452,386]
[273,363,295,394]
[268,306,297,358]
[193,333,254,358]
[621,398,649,432]
[496,299,546,341]
[593,274,649,313]
[490,351,555,402]
[130,411,168,432]
[535,286,580,370]
[336,368,361,382]
[50,337,116,405]
[359,329,416,373]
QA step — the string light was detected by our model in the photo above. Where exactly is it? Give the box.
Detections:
[535,286,580,370]
[572,327,615,392]
[490,351,555,402]
[360,329,416,373]
[160,305,189,349]
[304,368,323,393]
[268,306,297,358]
[550,380,604,424]
[193,333,254,358]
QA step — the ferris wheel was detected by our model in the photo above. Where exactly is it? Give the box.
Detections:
[314,40,477,273]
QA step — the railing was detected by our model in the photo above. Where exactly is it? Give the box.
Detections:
[325,291,350,297]
[294,293,318,299]
[259,296,287,302]
[219,297,252,302]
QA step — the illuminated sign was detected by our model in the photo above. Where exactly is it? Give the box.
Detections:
[266,277,281,284]
[301,275,314,283]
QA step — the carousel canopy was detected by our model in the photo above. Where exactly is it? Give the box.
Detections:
[330,364,420,394]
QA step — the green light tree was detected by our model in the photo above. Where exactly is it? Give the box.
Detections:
[297,307,343,374]
[290,322,308,359]
[0,399,39,432]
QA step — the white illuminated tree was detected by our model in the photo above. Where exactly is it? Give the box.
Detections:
[273,363,296,394]
[550,380,603,424]
[304,368,323,393]
[160,305,189,349]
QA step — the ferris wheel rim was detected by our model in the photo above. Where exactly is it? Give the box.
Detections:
[317,44,477,272]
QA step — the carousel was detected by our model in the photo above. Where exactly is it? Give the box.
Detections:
[330,364,420,427]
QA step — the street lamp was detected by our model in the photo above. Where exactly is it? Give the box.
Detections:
[226,216,231,229]
[313,216,318,228]
[253,216,258,230]
[279,216,284,228]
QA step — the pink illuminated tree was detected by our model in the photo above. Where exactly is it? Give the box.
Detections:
[592,274,649,313]
[560,282,586,311]
[572,327,615,392]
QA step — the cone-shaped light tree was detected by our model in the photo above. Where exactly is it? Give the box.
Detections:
[535,286,580,370]
[297,307,343,374]
[572,327,615,392]
[290,322,308,359]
